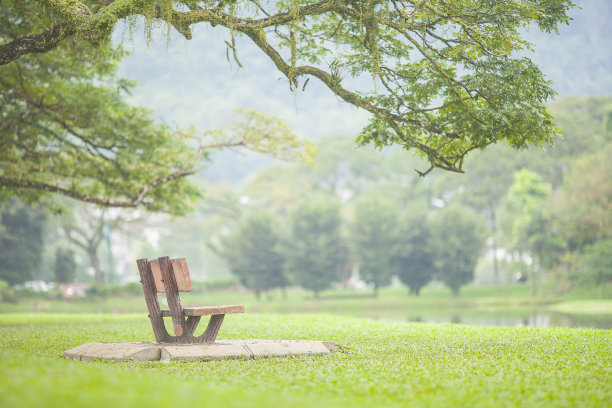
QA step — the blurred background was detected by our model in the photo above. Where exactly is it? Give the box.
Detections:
[1,0,610,329]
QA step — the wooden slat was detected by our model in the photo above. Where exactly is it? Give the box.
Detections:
[136,258,172,343]
[161,304,245,317]
[158,256,184,337]
[149,258,193,292]
[173,258,193,292]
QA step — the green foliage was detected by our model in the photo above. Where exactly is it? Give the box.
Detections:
[392,208,435,296]
[284,196,347,297]
[581,240,612,287]
[0,279,17,303]
[217,212,287,298]
[430,206,484,296]
[0,1,314,214]
[1,0,577,173]
[53,247,76,283]
[0,202,46,285]
[534,97,612,186]
[0,2,200,213]
[205,109,317,164]
[500,170,553,253]
[499,170,565,295]
[350,196,398,295]
[544,144,612,289]
[550,143,612,250]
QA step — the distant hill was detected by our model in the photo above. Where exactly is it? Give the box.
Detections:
[525,0,612,96]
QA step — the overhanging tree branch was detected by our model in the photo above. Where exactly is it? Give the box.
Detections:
[1,0,573,206]
[0,23,76,65]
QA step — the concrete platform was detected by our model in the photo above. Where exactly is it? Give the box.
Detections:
[63,340,340,362]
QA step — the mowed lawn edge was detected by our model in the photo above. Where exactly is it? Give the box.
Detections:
[0,313,610,408]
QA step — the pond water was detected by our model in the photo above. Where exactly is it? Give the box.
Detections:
[371,311,612,330]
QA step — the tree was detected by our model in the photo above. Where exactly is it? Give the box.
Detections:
[430,206,484,296]
[392,208,435,296]
[284,196,347,298]
[0,1,314,213]
[550,144,612,251]
[0,202,46,285]
[499,169,563,297]
[546,143,612,291]
[53,247,77,283]
[456,145,526,283]
[1,0,575,174]
[57,207,126,284]
[215,212,287,299]
[351,196,398,296]
[580,240,612,298]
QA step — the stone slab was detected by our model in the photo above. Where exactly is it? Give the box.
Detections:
[63,342,162,362]
[240,340,332,359]
[63,340,340,362]
[160,342,251,361]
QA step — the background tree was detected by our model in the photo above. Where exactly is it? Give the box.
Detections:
[392,208,435,296]
[215,212,286,299]
[454,145,526,283]
[550,144,612,251]
[284,196,347,298]
[430,206,484,296]
[1,0,575,174]
[0,202,46,285]
[542,142,612,292]
[580,240,612,299]
[499,170,560,297]
[57,208,127,285]
[53,247,76,284]
[351,196,398,296]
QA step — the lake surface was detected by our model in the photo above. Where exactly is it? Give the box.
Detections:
[372,310,612,330]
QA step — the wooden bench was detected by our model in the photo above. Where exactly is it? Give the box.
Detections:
[136,256,244,343]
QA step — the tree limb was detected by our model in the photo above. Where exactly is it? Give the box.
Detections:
[0,24,76,65]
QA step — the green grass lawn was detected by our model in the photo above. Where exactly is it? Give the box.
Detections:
[0,313,610,408]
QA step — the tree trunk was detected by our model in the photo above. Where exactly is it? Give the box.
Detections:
[339,257,352,288]
[597,285,602,299]
[89,246,104,284]
[490,206,500,285]
[529,265,536,299]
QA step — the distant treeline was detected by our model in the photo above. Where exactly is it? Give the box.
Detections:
[208,96,612,298]
[1,97,611,298]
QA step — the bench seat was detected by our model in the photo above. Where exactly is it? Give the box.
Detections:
[161,304,245,317]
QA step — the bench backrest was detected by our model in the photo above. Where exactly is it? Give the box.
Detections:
[149,258,193,292]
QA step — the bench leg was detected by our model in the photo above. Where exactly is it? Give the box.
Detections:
[155,314,225,344]
[184,316,201,338]
[198,314,225,344]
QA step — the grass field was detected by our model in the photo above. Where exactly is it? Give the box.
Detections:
[3,283,612,316]
[0,313,610,408]
[2,283,611,331]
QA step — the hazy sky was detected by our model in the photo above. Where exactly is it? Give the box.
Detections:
[113,24,370,140]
